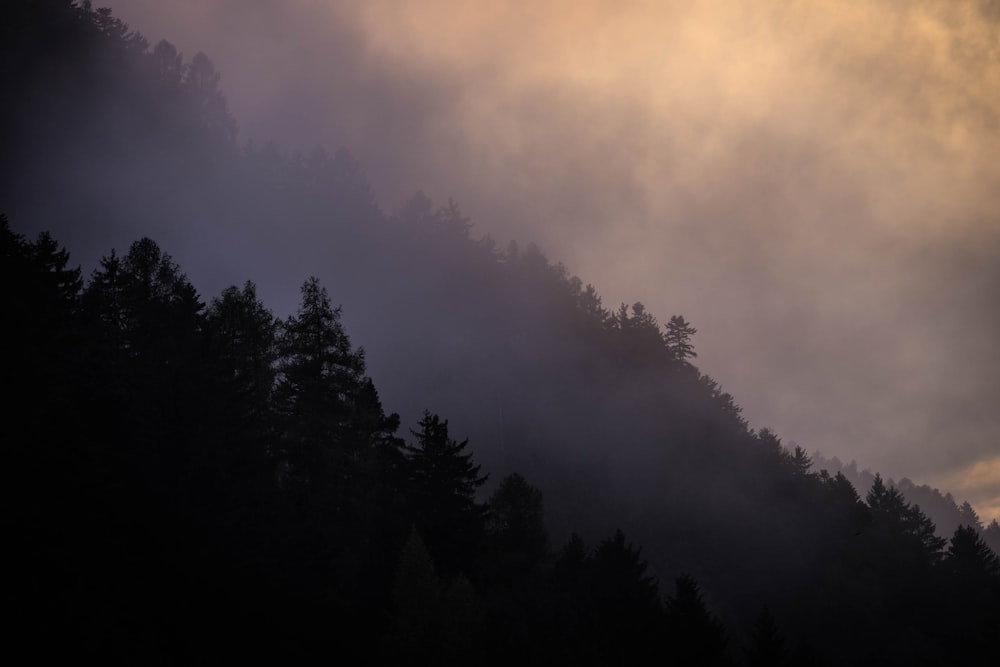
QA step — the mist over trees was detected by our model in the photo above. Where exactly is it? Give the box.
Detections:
[4,3,999,664]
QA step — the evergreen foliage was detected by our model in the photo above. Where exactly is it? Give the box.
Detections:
[405,411,488,577]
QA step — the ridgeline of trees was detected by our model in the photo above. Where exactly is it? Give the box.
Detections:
[8,217,999,664]
[812,452,1000,556]
[4,3,999,664]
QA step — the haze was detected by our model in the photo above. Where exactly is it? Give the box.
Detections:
[101,0,1000,520]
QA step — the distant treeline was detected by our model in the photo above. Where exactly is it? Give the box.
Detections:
[811,452,1000,555]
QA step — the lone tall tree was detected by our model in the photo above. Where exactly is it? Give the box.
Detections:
[664,314,698,362]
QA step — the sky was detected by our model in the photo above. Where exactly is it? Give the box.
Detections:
[102,0,1000,521]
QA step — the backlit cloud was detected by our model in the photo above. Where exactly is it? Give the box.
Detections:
[104,0,1000,519]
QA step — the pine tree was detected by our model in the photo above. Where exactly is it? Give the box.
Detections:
[789,445,813,476]
[81,238,207,468]
[206,281,277,419]
[664,314,698,362]
[957,501,982,531]
[272,276,366,481]
[945,525,1000,583]
[665,574,731,665]
[940,525,1000,663]
[204,281,279,498]
[983,519,1000,556]
[385,528,442,660]
[746,606,788,667]
[486,472,549,570]
[404,411,488,577]
[589,529,661,660]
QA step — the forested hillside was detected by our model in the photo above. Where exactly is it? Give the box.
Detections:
[4,3,998,664]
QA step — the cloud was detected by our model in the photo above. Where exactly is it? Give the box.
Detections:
[104,0,1000,517]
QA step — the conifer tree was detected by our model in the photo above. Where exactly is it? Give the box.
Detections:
[272,276,366,480]
[405,411,488,577]
[945,525,1000,583]
[746,606,789,667]
[789,446,814,476]
[665,574,731,665]
[204,281,279,493]
[664,314,698,362]
[487,472,549,570]
[385,528,443,660]
[589,529,661,660]
[957,501,983,531]
[207,281,277,417]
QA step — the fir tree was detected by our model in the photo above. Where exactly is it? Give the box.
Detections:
[405,411,488,576]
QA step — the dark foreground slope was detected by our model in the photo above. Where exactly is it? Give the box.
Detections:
[4,3,999,664]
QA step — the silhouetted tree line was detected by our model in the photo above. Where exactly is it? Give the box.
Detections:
[6,216,999,664]
[4,3,999,664]
[813,451,1000,556]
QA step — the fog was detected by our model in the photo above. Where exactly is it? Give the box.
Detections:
[96,0,1000,520]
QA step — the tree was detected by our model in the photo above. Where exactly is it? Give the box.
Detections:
[862,472,946,630]
[957,501,982,531]
[206,281,277,416]
[546,533,596,656]
[182,51,237,143]
[152,39,184,86]
[589,529,661,658]
[983,519,1000,556]
[576,283,609,326]
[272,276,366,480]
[746,606,789,667]
[610,301,667,368]
[945,525,1000,583]
[940,525,1000,662]
[384,528,485,662]
[487,473,548,569]
[664,314,698,362]
[664,574,731,665]
[789,445,814,476]
[83,238,203,359]
[754,427,789,468]
[204,281,279,492]
[2,219,82,384]
[385,528,443,660]
[405,411,488,577]
[81,238,207,461]
[395,190,435,226]
[435,197,473,238]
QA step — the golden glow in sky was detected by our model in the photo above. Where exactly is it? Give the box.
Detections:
[105,0,1000,520]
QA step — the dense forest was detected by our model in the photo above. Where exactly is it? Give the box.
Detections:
[4,2,999,664]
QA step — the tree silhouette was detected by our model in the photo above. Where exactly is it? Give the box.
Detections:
[272,276,366,481]
[945,525,1000,583]
[957,501,982,531]
[789,445,814,476]
[665,574,731,665]
[589,529,661,660]
[664,314,698,362]
[405,411,488,577]
[746,606,789,667]
[486,472,549,571]
[386,528,442,656]
[941,525,1000,664]
[206,281,278,418]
